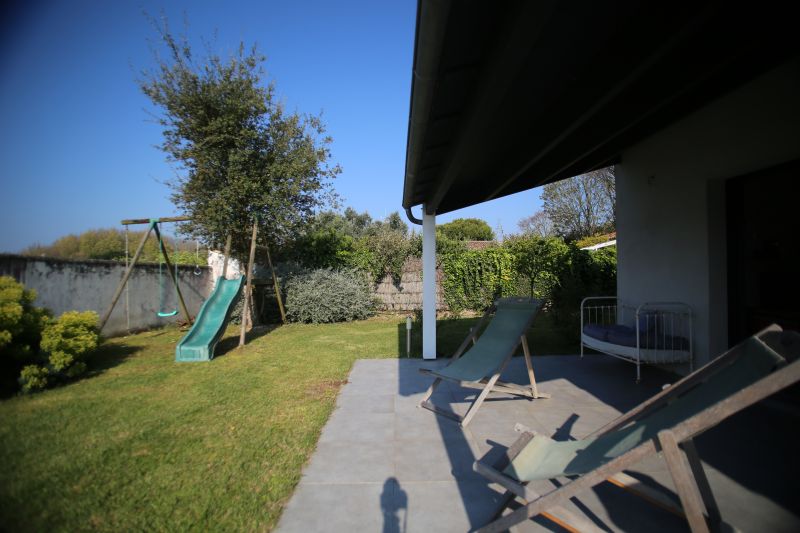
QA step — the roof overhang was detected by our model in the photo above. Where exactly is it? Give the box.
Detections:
[403,1,799,215]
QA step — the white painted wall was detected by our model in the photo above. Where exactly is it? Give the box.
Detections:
[0,255,214,337]
[207,250,243,283]
[616,57,800,367]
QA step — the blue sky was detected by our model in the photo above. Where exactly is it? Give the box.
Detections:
[0,0,542,252]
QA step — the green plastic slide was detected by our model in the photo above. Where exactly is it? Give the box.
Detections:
[175,276,245,362]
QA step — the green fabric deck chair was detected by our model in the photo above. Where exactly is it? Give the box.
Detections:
[418,297,549,428]
[473,324,800,533]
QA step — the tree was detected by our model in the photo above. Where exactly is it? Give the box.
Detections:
[517,211,555,238]
[139,22,340,260]
[438,218,495,241]
[306,209,370,241]
[289,226,354,270]
[288,209,412,280]
[541,167,615,240]
[77,229,126,261]
[378,212,408,237]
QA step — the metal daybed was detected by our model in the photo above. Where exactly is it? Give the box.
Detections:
[580,297,693,382]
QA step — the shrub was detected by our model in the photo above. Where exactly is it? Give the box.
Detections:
[550,246,617,330]
[40,311,100,379]
[441,247,516,313]
[342,242,376,280]
[0,276,50,362]
[285,269,376,323]
[19,365,49,393]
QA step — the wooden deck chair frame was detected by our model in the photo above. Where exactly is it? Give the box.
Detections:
[473,324,800,533]
[418,298,550,428]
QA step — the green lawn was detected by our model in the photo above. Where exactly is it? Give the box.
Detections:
[0,312,575,532]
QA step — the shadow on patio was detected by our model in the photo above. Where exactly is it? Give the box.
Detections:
[276,354,799,532]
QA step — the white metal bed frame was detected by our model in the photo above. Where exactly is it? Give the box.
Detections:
[580,296,693,382]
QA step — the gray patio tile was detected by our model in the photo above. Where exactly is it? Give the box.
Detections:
[407,358,449,369]
[533,377,574,398]
[394,410,464,442]
[301,441,394,483]
[465,404,537,449]
[353,358,400,371]
[394,437,482,482]
[448,387,521,402]
[337,376,401,396]
[394,389,453,413]
[409,395,472,420]
[401,480,507,533]
[348,359,399,381]
[276,482,385,533]
[335,392,395,413]
[472,394,544,417]
[529,409,596,439]
[319,410,394,443]
[567,418,613,439]
[396,377,441,397]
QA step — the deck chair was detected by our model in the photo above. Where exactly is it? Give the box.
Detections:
[472,324,800,533]
[418,297,549,428]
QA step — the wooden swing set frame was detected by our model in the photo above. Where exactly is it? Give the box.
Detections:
[99,217,286,348]
[98,217,192,332]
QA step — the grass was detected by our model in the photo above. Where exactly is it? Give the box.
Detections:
[0,312,576,532]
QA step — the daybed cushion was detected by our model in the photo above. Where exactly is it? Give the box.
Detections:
[582,324,630,342]
[583,323,609,341]
[584,323,689,350]
[606,328,690,350]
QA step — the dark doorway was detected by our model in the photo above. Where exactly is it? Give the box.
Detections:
[727,159,800,346]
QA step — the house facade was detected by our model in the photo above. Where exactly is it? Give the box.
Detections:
[401,1,799,364]
[616,58,799,366]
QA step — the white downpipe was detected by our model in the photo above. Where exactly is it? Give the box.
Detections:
[422,208,437,359]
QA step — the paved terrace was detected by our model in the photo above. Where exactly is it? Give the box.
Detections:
[277,355,799,532]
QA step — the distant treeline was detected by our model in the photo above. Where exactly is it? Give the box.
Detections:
[21,228,206,266]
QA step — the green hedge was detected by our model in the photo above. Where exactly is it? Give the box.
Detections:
[505,236,568,301]
[439,238,616,320]
[550,245,617,329]
[441,248,516,313]
[284,225,617,322]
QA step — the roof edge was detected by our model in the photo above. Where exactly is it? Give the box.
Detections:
[402,0,452,210]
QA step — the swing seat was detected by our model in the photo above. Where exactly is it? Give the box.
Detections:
[157,310,178,318]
